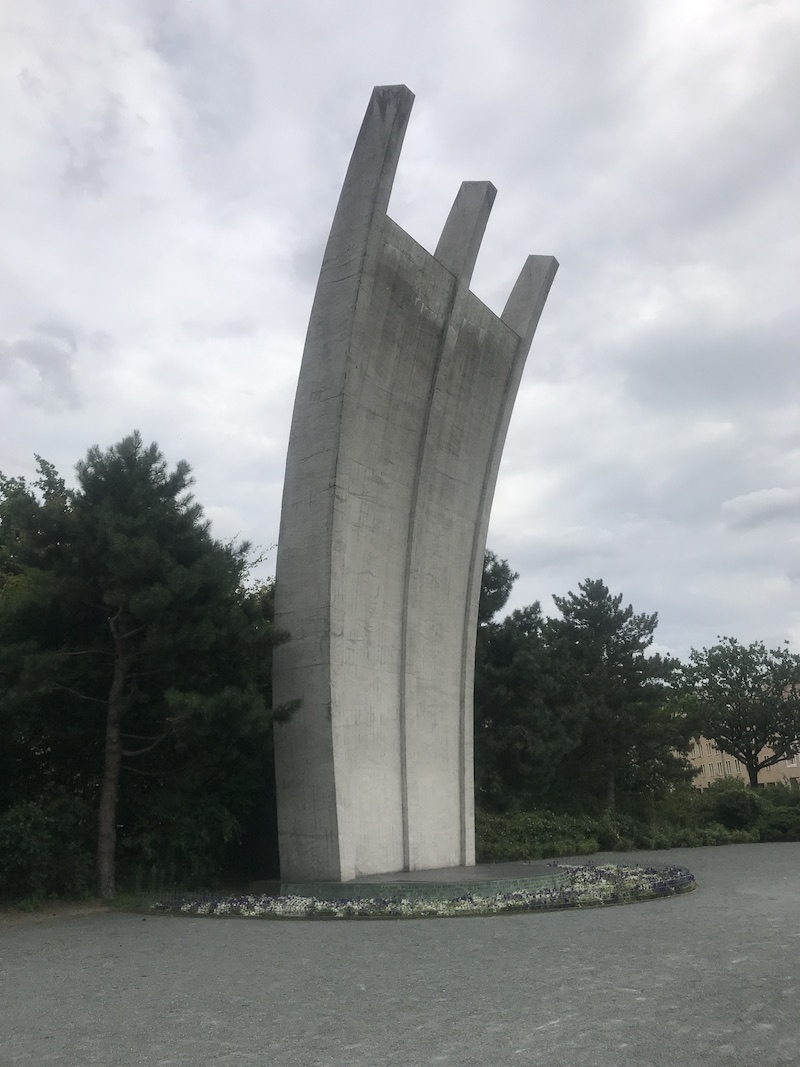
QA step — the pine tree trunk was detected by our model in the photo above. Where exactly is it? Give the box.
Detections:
[605,733,616,812]
[96,624,131,900]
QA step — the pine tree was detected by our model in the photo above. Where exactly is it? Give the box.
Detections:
[473,555,585,810]
[545,579,687,811]
[0,433,291,898]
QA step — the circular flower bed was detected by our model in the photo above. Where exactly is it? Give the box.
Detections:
[151,863,696,920]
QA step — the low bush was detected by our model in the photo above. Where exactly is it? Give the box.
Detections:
[668,822,754,847]
[476,802,762,862]
[116,793,241,894]
[699,779,761,831]
[759,782,800,809]
[647,786,698,829]
[476,810,599,862]
[758,807,800,842]
[0,795,93,901]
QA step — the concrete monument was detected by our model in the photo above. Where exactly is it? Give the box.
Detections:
[273,85,557,882]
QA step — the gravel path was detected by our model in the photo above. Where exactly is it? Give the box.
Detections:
[2,843,798,1066]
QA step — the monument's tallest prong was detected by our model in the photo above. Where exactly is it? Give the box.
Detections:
[273,86,558,882]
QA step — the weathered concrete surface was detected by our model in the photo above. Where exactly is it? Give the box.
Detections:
[273,85,557,881]
[2,844,798,1066]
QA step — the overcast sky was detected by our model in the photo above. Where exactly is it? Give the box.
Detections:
[2,0,799,659]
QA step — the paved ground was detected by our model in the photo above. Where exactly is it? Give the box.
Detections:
[1,843,798,1067]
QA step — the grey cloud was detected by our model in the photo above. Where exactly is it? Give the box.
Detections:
[18,67,45,100]
[37,321,79,349]
[288,236,327,290]
[0,334,80,408]
[61,92,124,196]
[633,52,800,238]
[146,4,257,191]
[506,401,750,527]
[510,526,620,572]
[721,487,800,530]
[180,318,260,340]
[620,320,799,414]
[434,1,645,160]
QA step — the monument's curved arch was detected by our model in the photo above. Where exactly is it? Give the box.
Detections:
[273,86,558,882]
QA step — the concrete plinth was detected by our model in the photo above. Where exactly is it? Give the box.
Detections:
[273,86,557,882]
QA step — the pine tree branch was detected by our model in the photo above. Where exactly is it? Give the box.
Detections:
[59,649,114,657]
[54,685,106,705]
[120,732,170,757]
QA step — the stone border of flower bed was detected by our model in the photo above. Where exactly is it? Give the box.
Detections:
[149,863,696,920]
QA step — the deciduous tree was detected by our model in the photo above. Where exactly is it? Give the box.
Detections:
[683,637,800,787]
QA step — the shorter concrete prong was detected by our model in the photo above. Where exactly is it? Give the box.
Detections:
[501,255,559,352]
[434,181,497,285]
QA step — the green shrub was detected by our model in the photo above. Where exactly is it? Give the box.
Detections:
[649,786,699,829]
[669,822,759,847]
[476,796,765,864]
[758,807,800,842]
[594,812,637,851]
[595,819,619,851]
[651,826,682,849]
[476,809,599,862]
[728,829,760,844]
[703,781,761,830]
[0,796,92,900]
[759,782,800,809]
[632,824,678,850]
[116,793,241,893]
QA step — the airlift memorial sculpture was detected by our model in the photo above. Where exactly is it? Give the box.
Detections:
[273,86,558,882]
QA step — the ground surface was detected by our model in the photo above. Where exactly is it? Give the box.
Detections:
[1,843,798,1066]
